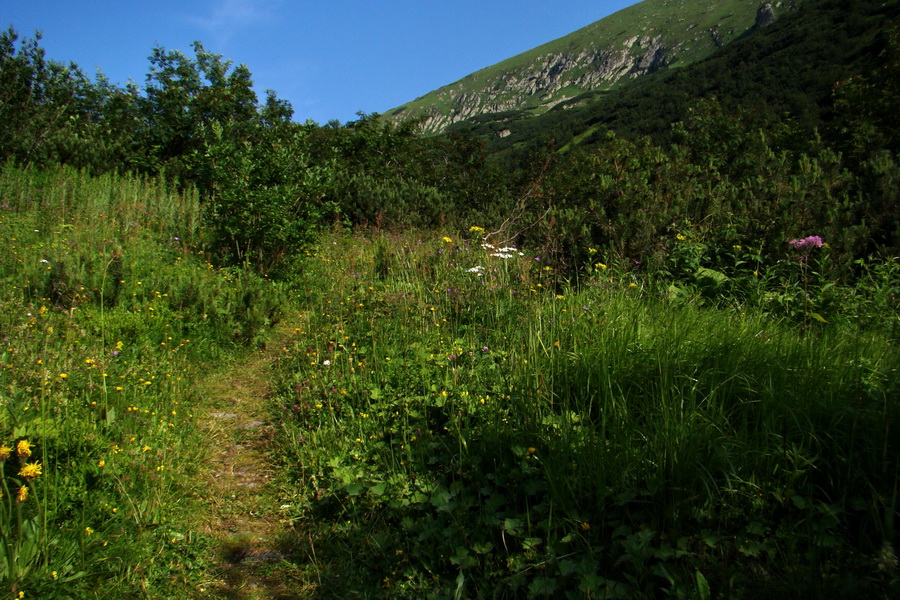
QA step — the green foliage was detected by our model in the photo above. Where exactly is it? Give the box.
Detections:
[138,42,262,180]
[454,0,900,163]
[0,163,287,597]
[271,232,900,598]
[0,27,125,172]
[203,120,334,275]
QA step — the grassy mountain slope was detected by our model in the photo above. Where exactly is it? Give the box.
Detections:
[450,0,900,163]
[386,0,784,132]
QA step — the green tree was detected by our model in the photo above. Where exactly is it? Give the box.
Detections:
[0,27,103,168]
[138,41,261,181]
[203,120,334,275]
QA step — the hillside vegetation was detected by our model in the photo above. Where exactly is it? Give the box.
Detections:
[386,0,781,132]
[1,0,899,596]
[447,0,900,161]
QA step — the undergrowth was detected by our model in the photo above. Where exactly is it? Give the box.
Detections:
[0,164,287,598]
[272,231,899,599]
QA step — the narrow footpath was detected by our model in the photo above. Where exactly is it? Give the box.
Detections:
[195,323,311,600]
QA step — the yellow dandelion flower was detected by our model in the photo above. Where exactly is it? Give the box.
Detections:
[16,440,32,458]
[0,445,11,461]
[580,522,591,531]
[97,460,105,468]
[58,373,67,379]
[17,485,28,503]
[85,526,94,535]
[442,236,452,243]
[18,462,42,479]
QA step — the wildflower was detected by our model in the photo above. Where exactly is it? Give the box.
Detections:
[442,236,453,243]
[0,445,11,461]
[58,373,67,379]
[469,225,485,234]
[98,460,105,468]
[788,235,824,250]
[16,440,32,458]
[580,522,591,531]
[17,485,28,503]
[85,526,94,535]
[322,360,331,366]
[18,462,42,479]
[876,541,898,573]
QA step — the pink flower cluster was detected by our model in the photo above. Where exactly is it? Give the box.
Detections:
[789,235,824,250]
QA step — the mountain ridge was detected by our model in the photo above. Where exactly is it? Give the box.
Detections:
[386,0,791,133]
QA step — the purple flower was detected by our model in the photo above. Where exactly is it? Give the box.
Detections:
[789,235,824,250]
[448,354,457,361]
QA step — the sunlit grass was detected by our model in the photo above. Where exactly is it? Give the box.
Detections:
[0,164,287,598]
[2,162,897,598]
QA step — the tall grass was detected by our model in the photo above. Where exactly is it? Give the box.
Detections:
[273,231,899,598]
[0,163,287,598]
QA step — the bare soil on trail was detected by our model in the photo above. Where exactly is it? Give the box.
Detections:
[196,327,312,600]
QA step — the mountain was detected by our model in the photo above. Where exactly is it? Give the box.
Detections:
[385,0,791,133]
[448,0,900,164]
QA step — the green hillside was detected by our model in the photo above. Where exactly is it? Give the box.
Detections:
[386,0,785,131]
[445,0,900,164]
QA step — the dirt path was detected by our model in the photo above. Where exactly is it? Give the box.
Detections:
[196,324,311,599]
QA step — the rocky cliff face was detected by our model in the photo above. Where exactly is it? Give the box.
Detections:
[407,34,673,133]
[387,1,792,134]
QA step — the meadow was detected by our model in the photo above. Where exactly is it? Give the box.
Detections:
[0,164,897,598]
[270,231,899,598]
[0,164,288,598]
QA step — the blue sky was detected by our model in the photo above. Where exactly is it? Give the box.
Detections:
[5,0,637,125]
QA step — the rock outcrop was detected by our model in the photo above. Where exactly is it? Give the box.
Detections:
[387,1,789,134]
